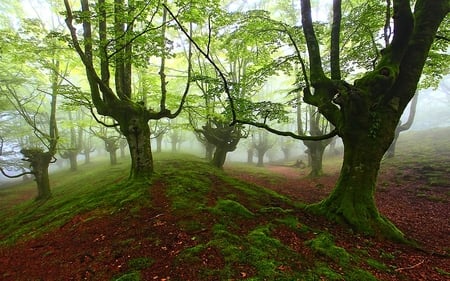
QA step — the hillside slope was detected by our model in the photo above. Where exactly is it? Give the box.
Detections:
[0,128,449,280]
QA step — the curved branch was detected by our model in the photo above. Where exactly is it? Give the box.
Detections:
[236,119,338,141]
[397,91,418,131]
[164,21,193,119]
[0,167,33,179]
[89,106,120,128]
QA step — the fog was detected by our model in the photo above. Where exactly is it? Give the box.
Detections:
[1,80,449,188]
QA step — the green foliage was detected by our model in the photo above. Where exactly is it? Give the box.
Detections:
[306,233,351,266]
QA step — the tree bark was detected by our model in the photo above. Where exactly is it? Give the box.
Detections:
[385,92,418,158]
[303,140,327,177]
[309,130,403,240]
[156,134,163,153]
[211,147,228,168]
[120,115,153,179]
[247,148,254,164]
[68,151,78,171]
[256,149,266,167]
[21,149,52,201]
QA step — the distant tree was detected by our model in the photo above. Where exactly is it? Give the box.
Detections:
[253,129,275,167]
[90,123,121,166]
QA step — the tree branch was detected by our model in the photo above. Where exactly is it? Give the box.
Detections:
[330,0,342,80]
[0,167,33,178]
[166,23,193,119]
[164,4,237,124]
[235,119,337,141]
[300,0,326,83]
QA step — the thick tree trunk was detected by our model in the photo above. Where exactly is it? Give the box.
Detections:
[156,135,163,153]
[211,147,227,168]
[309,131,404,241]
[83,147,91,164]
[109,150,118,165]
[247,148,254,164]
[68,151,78,171]
[35,161,51,201]
[121,116,153,179]
[171,141,177,152]
[21,149,52,201]
[303,141,327,177]
[256,149,266,167]
[105,139,119,165]
[205,142,214,161]
[303,139,332,177]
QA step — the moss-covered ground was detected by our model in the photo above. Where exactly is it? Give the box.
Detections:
[0,127,449,280]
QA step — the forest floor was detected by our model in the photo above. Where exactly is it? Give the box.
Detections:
[0,129,449,281]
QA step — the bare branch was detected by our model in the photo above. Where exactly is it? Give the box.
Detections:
[164,4,237,124]
[235,119,338,141]
[0,167,34,178]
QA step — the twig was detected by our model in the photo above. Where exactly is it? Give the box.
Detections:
[395,259,425,272]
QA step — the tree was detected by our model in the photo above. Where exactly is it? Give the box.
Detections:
[253,129,275,167]
[0,8,74,200]
[63,0,192,179]
[298,0,449,239]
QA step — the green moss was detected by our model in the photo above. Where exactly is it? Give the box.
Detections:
[276,215,307,231]
[127,257,154,271]
[435,267,450,277]
[366,258,389,271]
[258,206,292,214]
[177,244,207,264]
[315,264,344,280]
[345,268,377,281]
[111,271,141,281]
[210,199,254,219]
[306,233,351,266]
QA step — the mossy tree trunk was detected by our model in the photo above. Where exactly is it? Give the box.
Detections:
[303,140,329,177]
[211,146,228,168]
[156,134,163,153]
[198,121,242,169]
[104,138,119,165]
[119,113,154,179]
[310,117,402,239]
[21,149,53,201]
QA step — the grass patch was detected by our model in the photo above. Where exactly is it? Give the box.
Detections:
[0,159,150,245]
